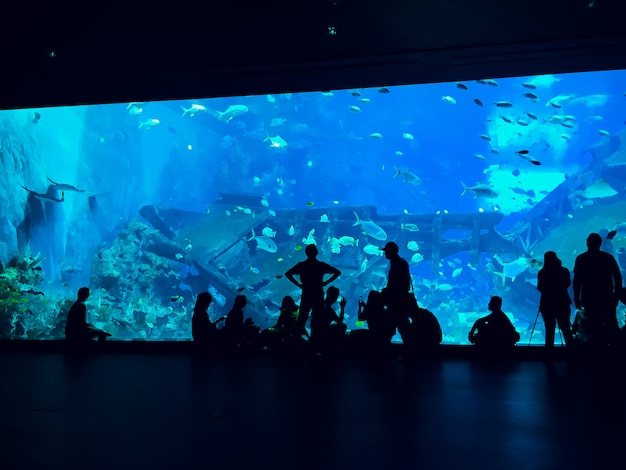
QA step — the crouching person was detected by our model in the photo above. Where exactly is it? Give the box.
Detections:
[468,296,520,350]
[406,298,442,350]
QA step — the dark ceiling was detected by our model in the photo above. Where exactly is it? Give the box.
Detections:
[2,0,626,109]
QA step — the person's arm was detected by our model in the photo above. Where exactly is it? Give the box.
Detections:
[573,259,582,309]
[611,257,622,304]
[338,298,346,323]
[322,266,341,287]
[285,266,302,288]
[468,318,484,343]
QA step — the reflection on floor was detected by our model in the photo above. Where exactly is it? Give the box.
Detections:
[1,347,625,469]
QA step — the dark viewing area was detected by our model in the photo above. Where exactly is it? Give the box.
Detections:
[3,0,626,468]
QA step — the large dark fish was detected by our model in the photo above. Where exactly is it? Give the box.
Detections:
[47,177,85,192]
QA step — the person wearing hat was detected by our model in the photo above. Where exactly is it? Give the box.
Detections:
[381,241,412,339]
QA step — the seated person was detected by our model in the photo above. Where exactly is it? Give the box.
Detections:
[65,287,111,343]
[223,295,260,350]
[351,291,395,348]
[191,292,225,348]
[311,286,347,352]
[407,299,442,348]
[261,296,309,349]
[468,296,520,348]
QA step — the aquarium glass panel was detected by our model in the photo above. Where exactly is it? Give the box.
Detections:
[1,71,625,343]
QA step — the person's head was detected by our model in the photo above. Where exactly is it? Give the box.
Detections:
[305,244,318,259]
[326,286,340,304]
[281,295,297,312]
[381,241,399,259]
[77,287,90,302]
[366,290,384,310]
[233,295,247,309]
[488,296,503,312]
[586,233,602,251]
[543,251,562,269]
[195,292,213,311]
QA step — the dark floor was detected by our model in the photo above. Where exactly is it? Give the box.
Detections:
[1,345,625,469]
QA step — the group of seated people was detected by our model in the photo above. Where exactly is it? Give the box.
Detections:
[65,286,523,354]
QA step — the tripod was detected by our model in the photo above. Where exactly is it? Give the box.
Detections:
[529,307,564,346]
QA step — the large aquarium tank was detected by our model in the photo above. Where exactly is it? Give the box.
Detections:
[1,70,626,343]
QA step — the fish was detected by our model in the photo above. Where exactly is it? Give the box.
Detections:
[378,87,390,94]
[349,105,361,112]
[402,133,414,140]
[598,129,611,136]
[360,98,371,104]
[213,104,249,123]
[351,91,361,97]
[524,92,538,100]
[360,258,368,274]
[266,94,276,103]
[269,118,287,127]
[21,186,64,202]
[495,101,513,108]
[170,296,184,302]
[474,154,486,161]
[545,94,574,108]
[561,133,571,140]
[607,231,617,240]
[517,119,529,126]
[393,167,421,185]
[395,151,403,156]
[501,116,513,123]
[527,112,538,120]
[473,98,484,107]
[128,105,142,116]
[264,134,288,148]
[410,253,425,264]
[517,150,529,155]
[288,225,295,236]
[363,244,383,256]
[138,118,160,129]
[452,267,463,278]
[370,132,383,139]
[580,179,618,199]
[353,212,387,241]
[479,134,491,141]
[336,236,358,246]
[522,82,537,89]
[261,227,276,238]
[248,228,278,253]
[302,228,316,245]
[407,241,419,251]
[530,160,541,166]
[181,104,207,117]
[441,95,457,105]
[46,177,85,192]
[461,182,498,199]
[493,255,531,285]
[401,223,419,232]
[250,266,260,274]
[456,83,468,90]
[320,214,330,223]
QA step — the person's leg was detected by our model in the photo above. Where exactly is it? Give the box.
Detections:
[542,313,556,348]
[555,309,574,346]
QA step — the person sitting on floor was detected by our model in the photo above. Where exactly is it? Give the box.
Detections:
[468,296,520,349]
[65,287,111,343]
[260,295,309,350]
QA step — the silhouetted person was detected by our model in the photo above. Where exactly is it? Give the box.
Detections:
[380,241,411,341]
[406,299,442,349]
[537,251,574,348]
[468,296,520,349]
[311,286,347,353]
[573,233,622,347]
[223,295,260,350]
[65,287,111,343]
[191,292,225,348]
[350,291,395,352]
[260,296,309,350]
[285,244,341,338]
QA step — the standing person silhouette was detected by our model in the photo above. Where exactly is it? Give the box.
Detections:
[573,233,622,347]
[537,251,574,348]
[285,244,341,339]
[380,241,411,340]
